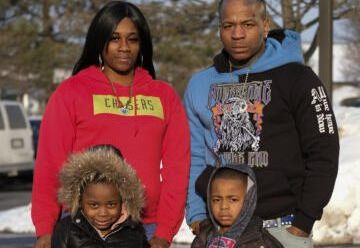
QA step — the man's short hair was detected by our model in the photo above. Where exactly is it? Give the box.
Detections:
[218,0,267,21]
[211,167,248,189]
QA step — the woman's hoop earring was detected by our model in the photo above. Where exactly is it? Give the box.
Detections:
[98,54,104,71]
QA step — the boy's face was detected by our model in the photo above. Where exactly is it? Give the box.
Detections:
[81,182,122,236]
[210,178,247,232]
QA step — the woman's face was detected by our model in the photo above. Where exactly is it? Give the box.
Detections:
[102,17,140,76]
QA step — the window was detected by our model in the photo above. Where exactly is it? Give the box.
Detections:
[5,105,27,129]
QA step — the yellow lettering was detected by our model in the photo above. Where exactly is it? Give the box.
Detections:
[93,94,164,119]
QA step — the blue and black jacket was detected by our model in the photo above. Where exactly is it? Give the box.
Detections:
[184,29,339,234]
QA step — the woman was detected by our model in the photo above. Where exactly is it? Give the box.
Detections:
[31,2,190,248]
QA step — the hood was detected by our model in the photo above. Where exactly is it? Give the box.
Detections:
[207,164,257,240]
[75,65,154,88]
[58,147,145,222]
[213,29,304,74]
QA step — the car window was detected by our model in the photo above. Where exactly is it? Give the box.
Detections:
[0,109,4,130]
[5,105,27,129]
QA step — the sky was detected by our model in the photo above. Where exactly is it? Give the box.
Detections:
[0,86,359,245]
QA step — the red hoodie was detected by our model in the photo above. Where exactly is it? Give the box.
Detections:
[31,66,190,242]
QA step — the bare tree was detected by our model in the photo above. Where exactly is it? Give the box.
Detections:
[0,0,106,96]
[142,0,220,95]
[0,0,357,99]
[341,6,360,82]
[266,0,355,63]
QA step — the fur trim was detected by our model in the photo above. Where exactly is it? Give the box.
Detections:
[58,148,145,222]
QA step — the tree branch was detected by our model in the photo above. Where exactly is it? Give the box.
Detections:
[299,0,317,19]
[266,2,282,17]
[282,0,296,29]
[333,8,354,20]
[304,26,319,63]
[304,16,319,30]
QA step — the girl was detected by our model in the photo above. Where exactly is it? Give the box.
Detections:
[51,147,148,247]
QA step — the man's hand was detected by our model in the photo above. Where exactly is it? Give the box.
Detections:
[34,234,51,248]
[149,236,170,248]
[286,226,309,237]
[189,221,201,236]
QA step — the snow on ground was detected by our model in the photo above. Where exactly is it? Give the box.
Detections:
[0,204,33,233]
[0,86,359,245]
[311,86,360,245]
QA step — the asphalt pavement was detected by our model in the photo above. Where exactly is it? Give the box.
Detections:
[0,172,32,211]
[0,233,35,248]
[0,233,359,248]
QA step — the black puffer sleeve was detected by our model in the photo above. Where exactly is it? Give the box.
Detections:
[51,217,71,248]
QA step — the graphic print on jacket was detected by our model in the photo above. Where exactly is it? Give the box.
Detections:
[208,236,236,248]
[310,86,335,134]
[209,79,271,167]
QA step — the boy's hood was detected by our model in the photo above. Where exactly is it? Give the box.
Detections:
[207,164,257,240]
[213,29,304,74]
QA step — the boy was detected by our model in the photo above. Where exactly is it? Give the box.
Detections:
[51,146,149,247]
[192,164,283,248]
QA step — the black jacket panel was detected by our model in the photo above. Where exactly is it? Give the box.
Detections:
[52,213,149,248]
[192,217,283,248]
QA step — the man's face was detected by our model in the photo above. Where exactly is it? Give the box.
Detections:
[210,178,247,233]
[219,0,269,63]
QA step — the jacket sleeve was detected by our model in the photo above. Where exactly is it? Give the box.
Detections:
[183,80,208,225]
[51,219,70,248]
[191,219,213,248]
[290,66,339,233]
[140,226,150,248]
[31,86,76,236]
[154,87,191,243]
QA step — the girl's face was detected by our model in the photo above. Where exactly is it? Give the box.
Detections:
[81,182,122,236]
[102,17,140,77]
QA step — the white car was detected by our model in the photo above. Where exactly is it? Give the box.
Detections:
[0,100,34,176]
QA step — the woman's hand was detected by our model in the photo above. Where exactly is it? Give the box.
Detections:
[34,234,52,248]
[149,236,170,248]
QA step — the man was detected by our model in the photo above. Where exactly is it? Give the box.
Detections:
[184,0,339,247]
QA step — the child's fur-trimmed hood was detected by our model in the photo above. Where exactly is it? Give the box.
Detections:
[58,148,145,222]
